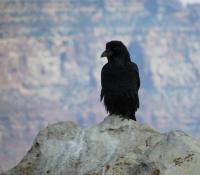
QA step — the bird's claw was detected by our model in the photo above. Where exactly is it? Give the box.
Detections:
[119,115,130,121]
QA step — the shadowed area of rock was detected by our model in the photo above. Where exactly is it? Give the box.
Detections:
[2,116,200,175]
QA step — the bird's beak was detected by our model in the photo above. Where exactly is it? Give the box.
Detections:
[101,50,112,57]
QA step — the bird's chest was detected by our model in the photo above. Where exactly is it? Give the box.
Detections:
[105,67,130,84]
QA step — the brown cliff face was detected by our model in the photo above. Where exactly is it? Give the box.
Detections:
[0,0,200,171]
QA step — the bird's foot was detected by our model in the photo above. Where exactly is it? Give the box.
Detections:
[119,115,130,121]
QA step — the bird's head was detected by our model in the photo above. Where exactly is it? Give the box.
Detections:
[101,41,130,63]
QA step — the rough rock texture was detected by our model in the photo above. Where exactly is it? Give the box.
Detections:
[3,116,200,175]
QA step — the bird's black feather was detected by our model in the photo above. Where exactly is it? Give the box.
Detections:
[100,41,140,120]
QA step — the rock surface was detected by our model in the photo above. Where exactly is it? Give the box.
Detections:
[2,116,200,175]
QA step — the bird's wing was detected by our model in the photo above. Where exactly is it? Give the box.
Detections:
[114,63,140,93]
[130,62,140,108]
[131,62,140,90]
[101,63,140,94]
[101,62,140,107]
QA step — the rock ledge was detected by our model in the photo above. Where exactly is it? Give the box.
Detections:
[3,116,200,175]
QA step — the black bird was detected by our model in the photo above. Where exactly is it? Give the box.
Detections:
[100,41,140,121]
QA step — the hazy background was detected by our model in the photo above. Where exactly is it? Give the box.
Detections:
[0,0,200,172]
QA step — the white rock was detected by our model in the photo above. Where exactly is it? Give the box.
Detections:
[3,115,200,175]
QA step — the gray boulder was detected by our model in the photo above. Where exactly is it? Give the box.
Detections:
[3,116,200,175]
